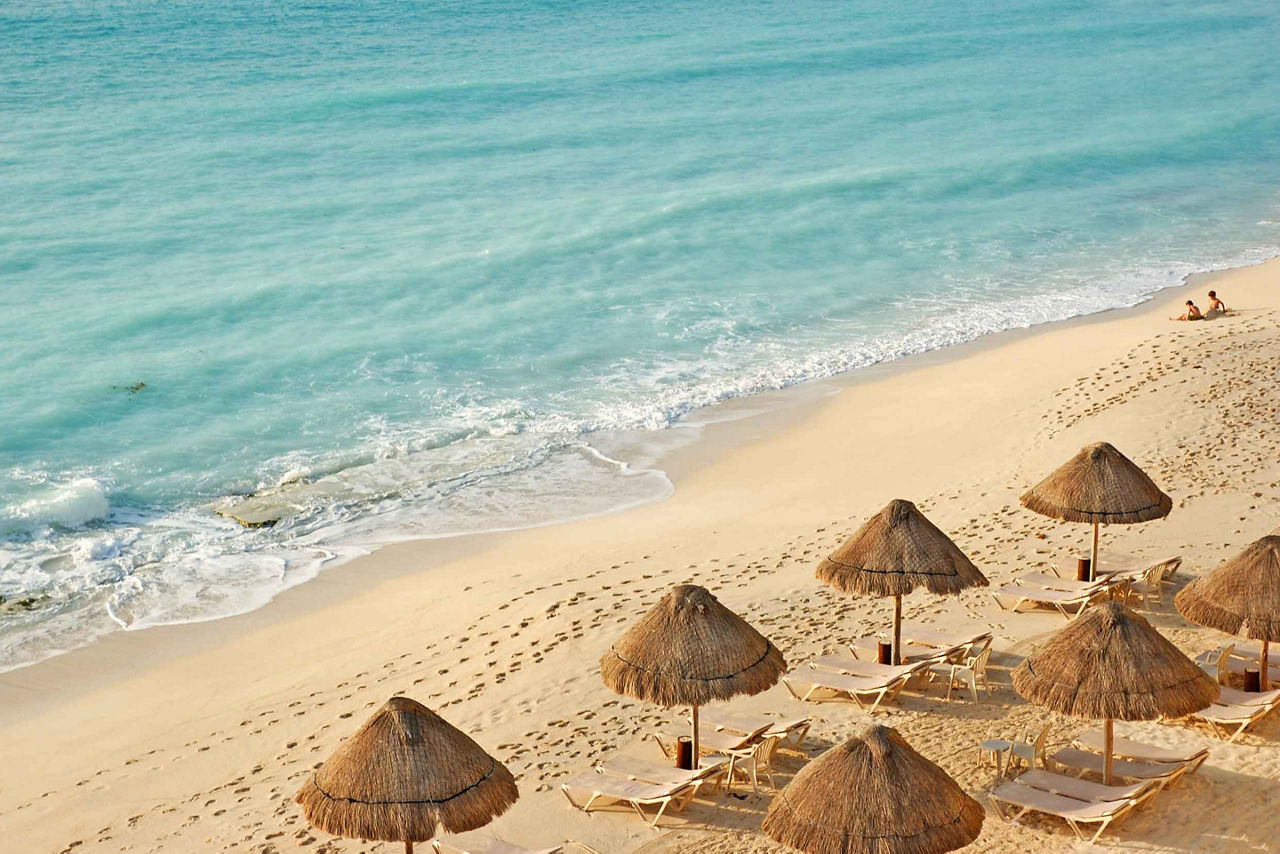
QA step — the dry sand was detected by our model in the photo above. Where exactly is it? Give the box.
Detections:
[1,259,1279,853]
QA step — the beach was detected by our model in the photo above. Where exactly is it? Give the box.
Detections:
[1,256,1277,853]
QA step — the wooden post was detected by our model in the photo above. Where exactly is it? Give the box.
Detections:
[1263,640,1271,692]
[1103,717,1114,786]
[406,841,414,854]
[691,705,700,770]
[1090,522,1100,582]
[893,594,903,666]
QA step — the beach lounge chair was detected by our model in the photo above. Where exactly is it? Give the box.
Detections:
[847,635,950,664]
[650,723,769,790]
[1229,638,1280,667]
[782,668,909,713]
[1047,748,1187,787]
[432,837,566,854]
[989,780,1140,843]
[1218,685,1280,706]
[927,646,992,701]
[1015,572,1113,592]
[560,771,697,828]
[698,709,811,749]
[991,584,1105,619]
[1185,702,1275,743]
[1014,769,1160,807]
[809,654,930,682]
[1072,729,1209,774]
[596,754,728,797]
[1196,644,1280,685]
[899,622,993,657]
[653,723,768,757]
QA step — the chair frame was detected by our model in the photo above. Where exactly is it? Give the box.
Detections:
[782,670,909,714]
[989,781,1139,844]
[560,773,697,829]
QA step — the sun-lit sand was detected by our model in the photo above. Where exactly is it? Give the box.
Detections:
[2,258,1278,853]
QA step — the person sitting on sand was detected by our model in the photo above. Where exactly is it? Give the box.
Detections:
[1170,300,1202,321]
[1203,289,1228,318]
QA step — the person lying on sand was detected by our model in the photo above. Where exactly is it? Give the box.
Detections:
[1203,289,1228,318]
[1170,300,1202,321]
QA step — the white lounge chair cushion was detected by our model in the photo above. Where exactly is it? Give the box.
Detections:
[1072,729,1208,765]
[434,836,562,854]
[560,771,690,803]
[991,781,1133,820]
[1049,748,1183,780]
[1015,769,1153,803]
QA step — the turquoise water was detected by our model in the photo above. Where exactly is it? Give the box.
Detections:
[2,0,1279,669]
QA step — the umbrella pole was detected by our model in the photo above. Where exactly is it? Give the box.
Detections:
[1090,522,1100,583]
[1103,717,1114,786]
[406,842,413,854]
[1263,640,1271,692]
[893,594,902,666]
[691,704,700,770]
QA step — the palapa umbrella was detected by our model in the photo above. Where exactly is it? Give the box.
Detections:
[600,583,786,767]
[816,499,987,665]
[1012,602,1216,784]
[762,723,984,854]
[296,696,518,854]
[1176,535,1280,690]
[1021,441,1171,581]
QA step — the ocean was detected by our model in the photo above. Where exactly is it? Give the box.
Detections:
[2,0,1279,670]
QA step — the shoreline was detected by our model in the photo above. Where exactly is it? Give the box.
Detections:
[1,254,1277,852]
[0,254,1272,700]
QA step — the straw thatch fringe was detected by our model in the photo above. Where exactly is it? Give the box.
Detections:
[1012,603,1217,721]
[295,697,517,843]
[762,724,983,854]
[816,499,987,598]
[1020,441,1171,525]
[600,584,786,707]
[1175,536,1280,642]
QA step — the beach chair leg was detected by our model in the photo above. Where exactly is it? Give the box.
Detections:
[675,787,699,812]
[969,674,978,702]
[864,685,896,714]
[562,787,597,814]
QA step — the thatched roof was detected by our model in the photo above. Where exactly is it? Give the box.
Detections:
[816,499,987,598]
[1176,535,1280,642]
[762,724,984,854]
[1012,602,1216,720]
[600,584,786,707]
[296,696,517,843]
[1020,441,1171,525]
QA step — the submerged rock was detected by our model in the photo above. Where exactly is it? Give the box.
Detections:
[0,594,51,613]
